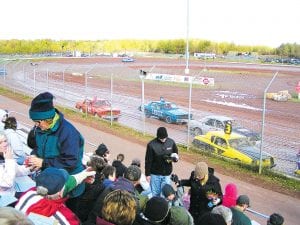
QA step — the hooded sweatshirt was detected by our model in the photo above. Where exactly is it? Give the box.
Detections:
[222,183,238,208]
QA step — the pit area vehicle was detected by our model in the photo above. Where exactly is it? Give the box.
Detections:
[75,97,121,120]
[140,97,192,124]
[122,57,135,62]
[192,130,275,168]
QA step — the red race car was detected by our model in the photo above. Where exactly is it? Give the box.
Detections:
[75,97,121,120]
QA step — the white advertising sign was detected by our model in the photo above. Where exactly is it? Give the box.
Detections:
[146,73,214,86]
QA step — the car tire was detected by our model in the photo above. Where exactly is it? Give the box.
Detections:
[165,116,172,124]
[194,127,203,135]
[145,111,151,118]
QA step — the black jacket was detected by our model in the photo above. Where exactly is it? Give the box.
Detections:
[145,137,178,176]
[181,168,223,220]
[112,160,127,178]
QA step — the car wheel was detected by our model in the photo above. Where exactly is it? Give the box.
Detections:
[194,127,203,135]
[145,111,151,118]
[165,116,172,124]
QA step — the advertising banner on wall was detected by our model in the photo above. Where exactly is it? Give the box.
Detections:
[146,73,214,86]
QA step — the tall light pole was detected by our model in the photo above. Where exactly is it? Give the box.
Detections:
[185,0,190,75]
[139,70,147,136]
[185,0,192,149]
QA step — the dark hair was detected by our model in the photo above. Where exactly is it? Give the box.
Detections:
[4,117,17,130]
[87,155,107,173]
[102,165,116,179]
[116,153,125,162]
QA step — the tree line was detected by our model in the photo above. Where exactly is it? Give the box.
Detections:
[0,39,299,58]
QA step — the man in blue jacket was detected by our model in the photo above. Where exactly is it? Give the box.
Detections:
[28,92,85,212]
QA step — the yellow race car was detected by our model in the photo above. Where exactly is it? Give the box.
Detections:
[192,130,275,168]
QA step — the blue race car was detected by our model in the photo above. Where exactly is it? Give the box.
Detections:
[140,97,192,124]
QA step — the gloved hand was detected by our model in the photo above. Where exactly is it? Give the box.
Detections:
[72,168,96,185]
[170,153,179,162]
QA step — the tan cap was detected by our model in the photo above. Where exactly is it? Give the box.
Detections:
[195,162,208,179]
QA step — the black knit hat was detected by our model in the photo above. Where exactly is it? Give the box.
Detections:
[29,92,55,120]
[268,213,284,225]
[157,127,168,139]
[144,196,169,223]
[197,212,226,225]
[162,184,175,198]
[95,143,109,157]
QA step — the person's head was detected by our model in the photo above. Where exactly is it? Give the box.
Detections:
[0,131,8,152]
[95,143,110,160]
[212,205,233,225]
[157,127,168,142]
[4,116,17,130]
[116,153,125,162]
[224,183,238,198]
[0,207,34,225]
[35,167,69,198]
[196,212,227,225]
[102,165,116,181]
[169,206,193,225]
[29,92,56,130]
[267,213,284,225]
[87,155,107,173]
[162,183,176,201]
[101,189,137,225]
[144,196,170,223]
[0,109,8,123]
[236,195,250,211]
[131,158,141,167]
[124,165,141,185]
[222,183,238,207]
[194,161,209,182]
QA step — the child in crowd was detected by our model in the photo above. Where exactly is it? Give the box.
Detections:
[130,158,151,197]
[102,165,116,188]
[4,116,26,165]
[95,143,111,164]
[222,183,238,208]
[112,153,127,178]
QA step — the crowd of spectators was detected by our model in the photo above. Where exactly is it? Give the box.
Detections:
[0,92,285,225]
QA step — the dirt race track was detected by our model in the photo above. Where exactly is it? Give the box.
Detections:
[1,56,300,224]
[1,94,300,225]
[37,56,300,176]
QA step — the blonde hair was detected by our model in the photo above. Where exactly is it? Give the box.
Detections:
[0,207,34,225]
[102,189,137,225]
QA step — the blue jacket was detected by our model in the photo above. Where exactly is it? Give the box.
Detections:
[32,110,85,197]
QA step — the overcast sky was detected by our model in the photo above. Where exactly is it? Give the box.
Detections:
[1,0,299,47]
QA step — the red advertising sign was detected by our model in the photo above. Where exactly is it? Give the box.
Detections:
[203,77,209,85]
